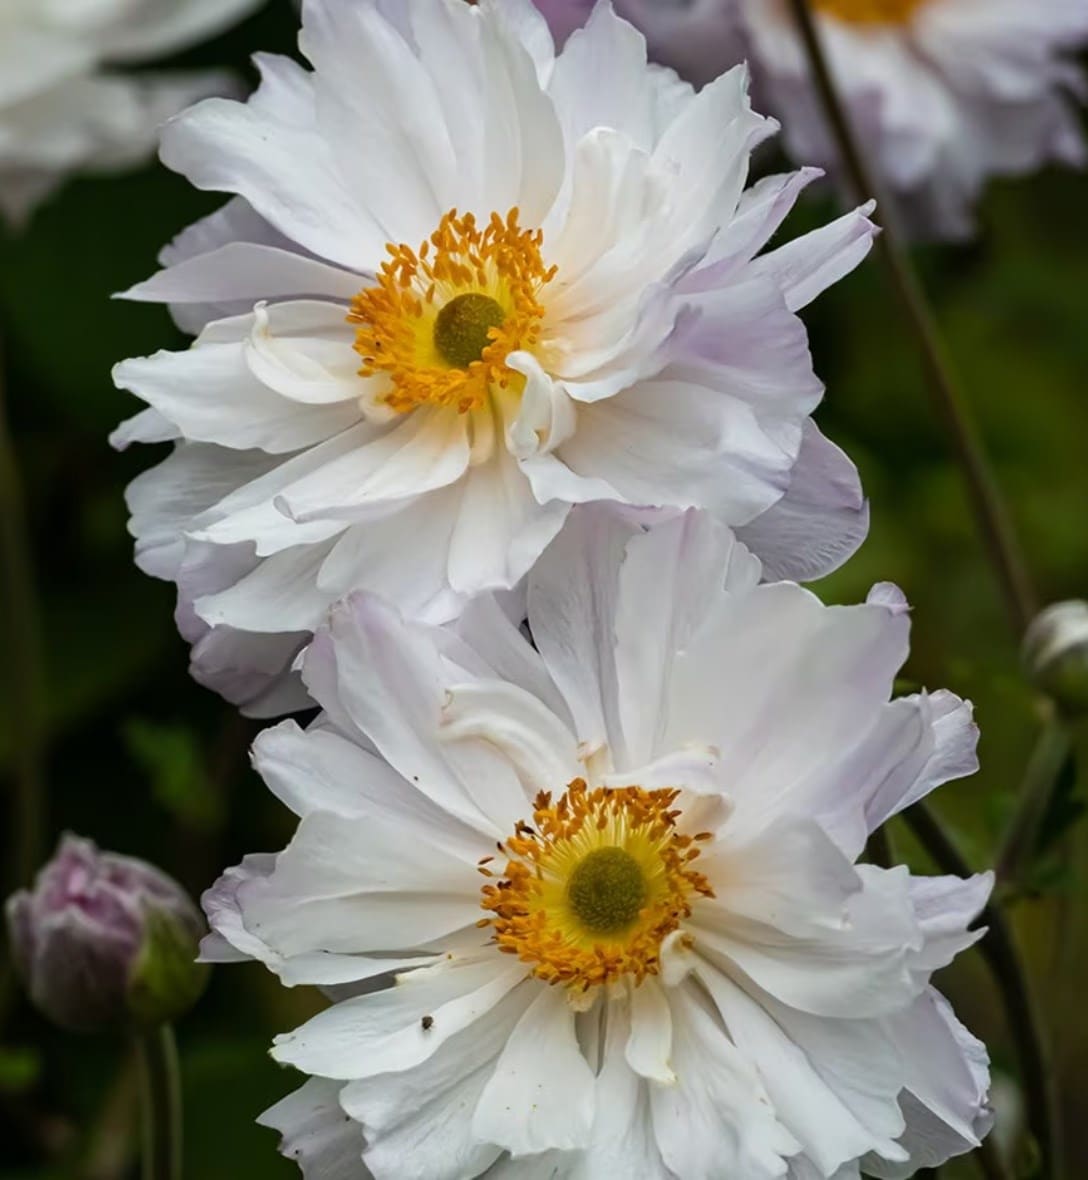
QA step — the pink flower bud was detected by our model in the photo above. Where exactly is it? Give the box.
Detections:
[5,835,208,1033]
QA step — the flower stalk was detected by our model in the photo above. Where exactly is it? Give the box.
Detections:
[136,1024,182,1180]
[0,327,48,893]
[997,709,1073,889]
[784,0,1038,638]
[903,803,1060,1178]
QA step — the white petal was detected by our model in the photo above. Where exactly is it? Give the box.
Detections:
[649,983,799,1180]
[447,436,570,597]
[472,984,596,1155]
[276,408,470,522]
[626,977,674,1084]
[692,865,923,1019]
[527,505,637,762]
[122,244,362,309]
[273,955,527,1080]
[159,55,386,270]
[695,960,907,1173]
[305,594,527,835]
[124,443,278,580]
[113,320,359,454]
[243,302,370,407]
[440,680,580,797]
[613,509,762,767]
[344,985,535,1180]
[240,810,480,956]
[258,1078,367,1180]
[735,421,869,583]
[662,582,911,837]
[703,815,862,939]
[752,202,878,313]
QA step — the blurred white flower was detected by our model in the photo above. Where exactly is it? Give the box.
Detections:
[0,0,262,223]
[205,507,993,1180]
[536,0,1088,239]
[740,0,1088,238]
[112,0,875,716]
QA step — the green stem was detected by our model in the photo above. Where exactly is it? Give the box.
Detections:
[136,1025,182,1180]
[996,709,1072,889]
[784,0,1038,637]
[904,803,1060,1178]
[0,327,48,891]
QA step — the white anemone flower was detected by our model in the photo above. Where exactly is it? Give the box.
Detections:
[111,0,876,717]
[739,0,1088,239]
[204,507,993,1180]
[0,0,262,224]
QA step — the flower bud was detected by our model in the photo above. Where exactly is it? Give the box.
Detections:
[1023,600,1088,717]
[5,835,208,1033]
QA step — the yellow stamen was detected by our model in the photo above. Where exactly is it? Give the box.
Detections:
[479,779,714,993]
[348,208,557,415]
[813,0,928,23]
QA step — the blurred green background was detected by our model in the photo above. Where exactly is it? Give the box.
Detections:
[1,4,1086,1176]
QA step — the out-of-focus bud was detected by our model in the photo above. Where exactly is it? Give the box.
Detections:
[4,835,208,1033]
[1023,600,1088,717]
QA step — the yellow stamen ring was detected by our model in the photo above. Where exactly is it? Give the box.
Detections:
[348,208,557,415]
[479,779,714,992]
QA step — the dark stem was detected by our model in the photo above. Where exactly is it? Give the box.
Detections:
[0,328,48,891]
[903,803,1060,1178]
[996,709,1072,888]
[136,1025,182,1180]
[784,0,1038,637]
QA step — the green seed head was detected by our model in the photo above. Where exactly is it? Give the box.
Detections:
[566,847,648,935]
[433,293,506,369]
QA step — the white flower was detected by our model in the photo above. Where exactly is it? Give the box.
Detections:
[205,506,993,1179]
[111,0,876,716]
[0,0,262,224]
[736,0,1088,239]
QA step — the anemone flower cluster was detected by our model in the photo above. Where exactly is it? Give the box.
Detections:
[0,0,262,224]
[110,1,996,1177]
[537,0,1088,240]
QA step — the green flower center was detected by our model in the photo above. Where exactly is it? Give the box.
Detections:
[433,293,506,369]
[565,847,648,935]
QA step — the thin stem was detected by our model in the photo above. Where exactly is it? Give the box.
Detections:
[0,327,48,890]
[784,0,1038,637]
[996,708,1072,888]
[136,1025,182,1180]
[904,803,1060,1178]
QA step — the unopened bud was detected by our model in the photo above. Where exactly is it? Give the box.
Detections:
[1023,600,1088,716]
[5,835,208,1033]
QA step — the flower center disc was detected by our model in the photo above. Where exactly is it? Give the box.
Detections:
[566,847,648,935]
[479,780,715,992]
[433,293,506,369]
[813,0,927,23]
[347,208,556,415]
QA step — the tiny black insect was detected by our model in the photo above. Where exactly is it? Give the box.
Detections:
[421,1015,434,1031]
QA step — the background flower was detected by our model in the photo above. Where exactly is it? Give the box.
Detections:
[111,0,875,716]
[0,0,264,225]
[206,507,992,1179]
[537,0,1088,240]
